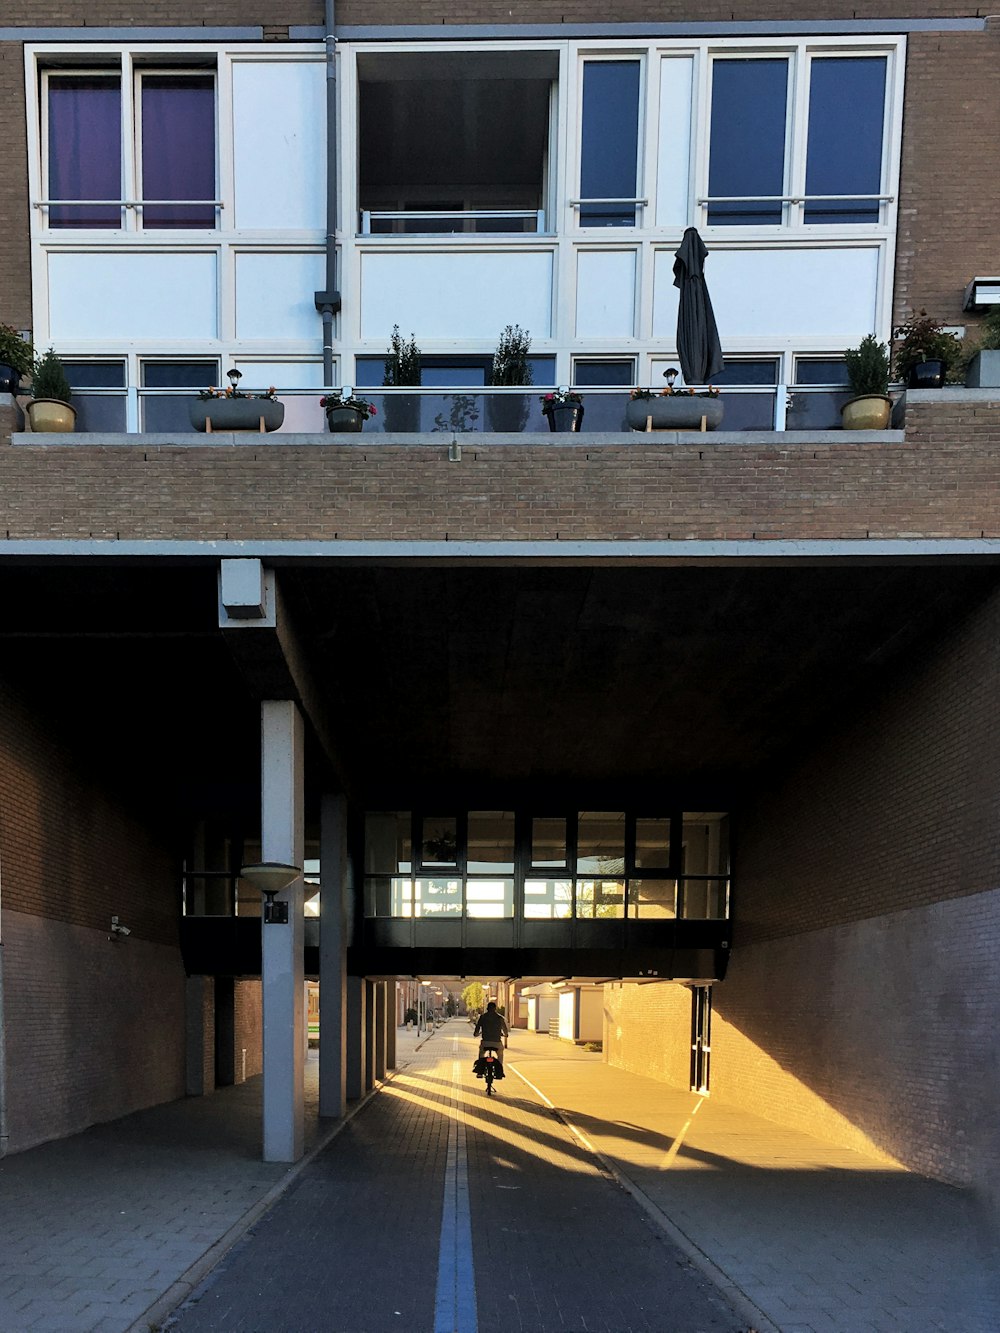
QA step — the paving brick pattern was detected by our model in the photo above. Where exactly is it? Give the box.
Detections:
[170,1030,739,1332]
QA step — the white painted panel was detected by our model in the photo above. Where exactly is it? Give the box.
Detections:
[652,246,882,342]
[48,252,218,340]
[235,252,325,340]
[576,251,636,338]
[360,251,553,340]
[233,61,325,230]
[657,57,693,228]
[233,360,325,388]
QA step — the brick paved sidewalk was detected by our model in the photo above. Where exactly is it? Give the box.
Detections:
[507,1029,1000,1333]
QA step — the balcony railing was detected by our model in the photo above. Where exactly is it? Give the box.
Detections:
[48,385,867,435]
[360,208,546,235]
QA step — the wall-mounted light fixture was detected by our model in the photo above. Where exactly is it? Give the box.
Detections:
[239,861,301,925]
[963,277,1000,312]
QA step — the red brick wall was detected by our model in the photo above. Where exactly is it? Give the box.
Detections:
[1,398,999,542]
[604,981,691,1085]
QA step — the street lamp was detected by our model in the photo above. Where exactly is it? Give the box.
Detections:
[239,861,301,925]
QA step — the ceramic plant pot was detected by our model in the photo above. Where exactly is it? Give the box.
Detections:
[189,398,284,432]
[543,403,584,432]
[325,406,366,433]
[25,398,77,432]
[840,395,891,430]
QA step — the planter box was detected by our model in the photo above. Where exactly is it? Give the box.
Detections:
[626,396,724,431]
[965,350,1000,388]
[189,398,284,433]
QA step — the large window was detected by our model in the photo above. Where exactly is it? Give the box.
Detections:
[362,809,730,921]
[44,67,217,230]
[579,60,641,227]
[357,51,553,234]
[707,53,889,227]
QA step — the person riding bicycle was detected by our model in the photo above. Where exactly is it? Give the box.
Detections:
[473,1001,509,1071]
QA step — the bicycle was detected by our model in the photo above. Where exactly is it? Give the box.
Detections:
[478,1044,505,1096]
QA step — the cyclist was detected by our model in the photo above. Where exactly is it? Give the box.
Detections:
[473,1001,509,1072]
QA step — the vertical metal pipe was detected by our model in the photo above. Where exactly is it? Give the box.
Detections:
[315,1,340,387]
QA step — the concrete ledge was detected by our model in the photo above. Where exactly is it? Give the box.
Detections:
[10,429,905,449]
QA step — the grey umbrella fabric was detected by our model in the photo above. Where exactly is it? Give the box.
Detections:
[672,226,724,385]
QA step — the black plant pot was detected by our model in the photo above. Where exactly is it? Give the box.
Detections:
[544,403,584,433]
[326,406,365,433]
[907,359,945,390]
[0,361,22,394]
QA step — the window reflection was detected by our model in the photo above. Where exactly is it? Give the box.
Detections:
[421,816,458,867]
[467,811,515,873]
[576,879,625,919]
[577,812,625,875]
[627,878,677,919]
[466,877,514,918]
[635,817,671,869]
[531,816,567,868]
[524,878,572,919]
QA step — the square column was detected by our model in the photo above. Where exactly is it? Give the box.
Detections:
[261,700,305,1163]
[386,989,397,1072]
[319,792,348,1118]
[364,979,376,1091]
[346,975,364,1100]
[374,982,387,1082]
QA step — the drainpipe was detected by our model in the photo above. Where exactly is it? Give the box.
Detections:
[314,0,342,386]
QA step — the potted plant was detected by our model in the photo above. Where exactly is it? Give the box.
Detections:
[626,368,724,431]
[382,324,422,432]
[189,370,284,432]
[0,323,33,395]
[540,386,585,433]
[487,324,532,432]
[841,334,892,430]
[321,387,377,433]
[964,306,1000,387]
[892,310,963,389]
[26,348,76,432]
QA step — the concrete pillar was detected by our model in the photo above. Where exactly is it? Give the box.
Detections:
[363,979,376,1091]
[261,700,305,1163]
[386,988,397,1072]
[374,982,387,1082]
[346,975,364,1100]
[319,792,348,1118]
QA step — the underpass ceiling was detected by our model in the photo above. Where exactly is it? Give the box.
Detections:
[0,560,996,816]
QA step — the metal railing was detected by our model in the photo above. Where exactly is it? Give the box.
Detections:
[360,208,545,234]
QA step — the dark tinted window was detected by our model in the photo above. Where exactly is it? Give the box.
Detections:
[709,59,788,225]
[580,61,641,226]
[805,58,886,223]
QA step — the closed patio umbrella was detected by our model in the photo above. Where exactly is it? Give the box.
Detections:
[673,226,724,385]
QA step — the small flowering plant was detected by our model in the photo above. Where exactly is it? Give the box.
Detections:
[540,386,583,410]
[320,388,377,419]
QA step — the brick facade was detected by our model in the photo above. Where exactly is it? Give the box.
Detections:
[233,979,263,1081]
[1,399,999,543]
[608,585,1000,1206]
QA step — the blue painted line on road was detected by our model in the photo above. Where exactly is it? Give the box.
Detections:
[433,1055,478,1333]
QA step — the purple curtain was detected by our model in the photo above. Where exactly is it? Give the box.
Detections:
[48,76,122,228]
[141,76,216,228]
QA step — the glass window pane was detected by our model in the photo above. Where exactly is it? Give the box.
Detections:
[709,59,788,225]
[523,878,572,919]
[795,358,850,386]
[531,817,567,868]
[580,61,640,226]
[573,360,635,387]
[678,878,729,919]
[576,812,625,875]
[627,878,677,919]
[576,879,625,919]
[421,816,458,867]
[711,359,780,387]
[64,361,126,388]
[635,817,671,869]
[67,394,127,432]
[467,811,515,874]
[141,75,216,228]
[805,58,886,223]
[365,813,412,875]
[183,873,233,916]
[141,361,217,431]
[48,75,122,228]
[466,878,514,919]
[681,813,730,878]
[414,877,462,917]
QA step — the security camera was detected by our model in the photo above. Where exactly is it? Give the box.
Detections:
[110,917,132,937]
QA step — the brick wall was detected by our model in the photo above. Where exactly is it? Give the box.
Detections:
[0,675,180,946]
[604,981,691,1085]
[1,399,999,542]
[608,585,1000,1206]
[233,978,262,1081]
[2,908,186,1152]
[0,44,30,329]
